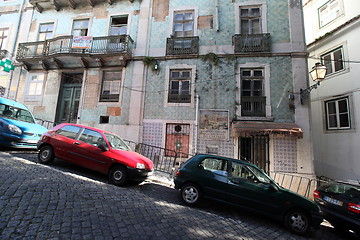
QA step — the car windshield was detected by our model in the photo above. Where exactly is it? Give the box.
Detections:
[104,133,131,151]
[0,103,35,124]
[247,165,271,184]
[325,182,360,198]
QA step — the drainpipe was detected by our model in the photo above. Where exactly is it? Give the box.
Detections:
[194,94,199,155]
[215,0,219,32]
[6,0,26,99]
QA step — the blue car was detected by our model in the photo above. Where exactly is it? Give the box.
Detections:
[0,97,48,149]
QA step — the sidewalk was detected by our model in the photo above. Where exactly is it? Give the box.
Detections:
[148,171,174,187]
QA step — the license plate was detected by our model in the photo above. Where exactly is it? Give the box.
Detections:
[323,196,343,206]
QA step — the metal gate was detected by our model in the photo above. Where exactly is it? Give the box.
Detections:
[238,135,269,173]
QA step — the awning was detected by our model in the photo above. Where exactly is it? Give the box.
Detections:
[232,121,303,139]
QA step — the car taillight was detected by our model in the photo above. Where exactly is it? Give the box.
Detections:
[348,203,360,214]
[313,190,321,199]
[175,170,181,176]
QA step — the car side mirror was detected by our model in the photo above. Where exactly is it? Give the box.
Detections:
[267,182,279,192]
[98,142,109,151]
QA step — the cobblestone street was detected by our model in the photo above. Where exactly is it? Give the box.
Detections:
[0,151,356,240]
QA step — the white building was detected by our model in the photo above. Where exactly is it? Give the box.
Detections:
[303,0,360,181]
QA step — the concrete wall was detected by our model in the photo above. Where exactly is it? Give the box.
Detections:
[304,0,360,181]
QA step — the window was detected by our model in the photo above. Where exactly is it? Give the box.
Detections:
[0,28,8,50]
[108,16,128,51]
[38,23,54,41]
[325,97,350,130]
[321,47,344,75]
[324,182,360,198]
[240,6,262,34]
[72,19,89,36]
[168,70,191,103]
[241,68,265,117]
[0,104,35,123]
[57,125,81,139]
[79,128,103,146]
[231,162,270,184]
[241,69,263,96]
[199,158,228,176]
[173,10,194,37]
[318,0,342,28]
[110,16,128,36]
[104,132,131,150]
[25,73,44,102]
[100,71,121,102]
[239,135,269,172]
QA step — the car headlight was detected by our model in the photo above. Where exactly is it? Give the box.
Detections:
[136,163,146,169]
[8,124,22,135]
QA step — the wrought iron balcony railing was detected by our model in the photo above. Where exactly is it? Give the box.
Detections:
[100,93,119,102]
[166,36,199,56]
[0,49,8,59]
[241,96,266,117]
[233,34,271,53]
[168,94,191,103]
[16,35,134,59]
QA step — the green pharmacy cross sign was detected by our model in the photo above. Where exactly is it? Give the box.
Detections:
[0,59,15,72]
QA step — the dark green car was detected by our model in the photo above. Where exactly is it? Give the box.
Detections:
[174,154,323,236]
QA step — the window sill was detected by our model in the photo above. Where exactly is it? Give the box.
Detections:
[236,116,274,122]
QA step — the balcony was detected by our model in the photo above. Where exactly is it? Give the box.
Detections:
[16,35,133,70]
[233,34,271,53]
[29,0,134,13]
[100,93,119,102]
[0,50,7,59]
[168,94,191,103]
[166,36,199,56]
[241,96,266,117]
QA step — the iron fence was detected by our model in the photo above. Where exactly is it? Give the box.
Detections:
[35,118,58,129]
[166,36,199,55]
[16,35,134,59]
[124,140,191,176]
[241,96,266,117]
[269,172,334,200]
[233,33,271,53]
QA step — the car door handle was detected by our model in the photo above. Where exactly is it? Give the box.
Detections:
[229,178,241,184]
[74,142,81,145]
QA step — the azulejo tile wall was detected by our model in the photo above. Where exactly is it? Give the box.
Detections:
[142,122,163,147]
[273,136,297,173]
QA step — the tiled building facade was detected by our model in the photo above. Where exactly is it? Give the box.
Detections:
[1,0,314,176]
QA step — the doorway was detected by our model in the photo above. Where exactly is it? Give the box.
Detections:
[238,135,269,173]
[165,123,190,157]
[56,73,83,123]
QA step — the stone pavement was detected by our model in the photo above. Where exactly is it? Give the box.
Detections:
[0,152,355,240]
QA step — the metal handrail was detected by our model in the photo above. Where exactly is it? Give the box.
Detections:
[124,140,192,176]
[16,35,134,59]
[233,33,271,53]
[166,36,199,55]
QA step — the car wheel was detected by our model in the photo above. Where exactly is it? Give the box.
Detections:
[284,209,311,236]
[38,145,55,164]
[181,183,202,206]
[109,165,128,186]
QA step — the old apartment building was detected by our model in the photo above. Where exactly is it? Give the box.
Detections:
[1,0,314,177]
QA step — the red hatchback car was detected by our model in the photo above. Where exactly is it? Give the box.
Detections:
[37,123,154,186]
